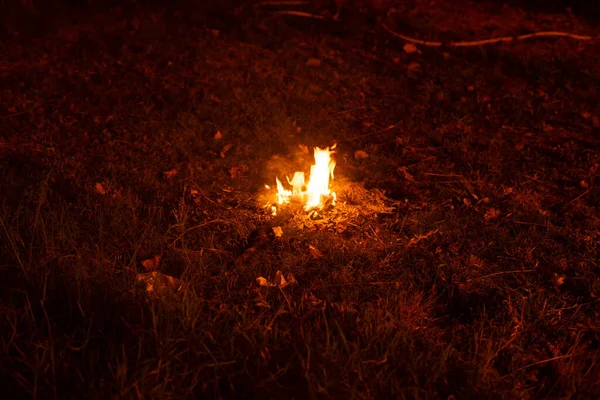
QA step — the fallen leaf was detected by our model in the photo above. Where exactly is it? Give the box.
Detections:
[403,43,418,54]
[307,292,323,306]
[256,276,273,287]
[220,144,233,158]
[397,166,414,181]
[484,208,501,220]
[286,273,297,286]
[274,270,288,288]
[309,245,323,259]
[336,219,349,232]
[555,273,566,287]
[137,271,184,294]
[407,62,420,72]
[580,180,589,188]
[306,58,321,67]
[229,166,247,179]
[214,131,222,140]
[354,150,369,160]
[298,144,309,154]
[141,255,160,272]
[272,226,283,238]
[95,182,107,195]
[163,169,178,179]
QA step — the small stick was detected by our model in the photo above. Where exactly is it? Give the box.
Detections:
[464,269,536,282]
[379,21,593,48]
[566,187,594,205]
[274,10,326,20]
[254,1,309,7]
[170,219,238,246]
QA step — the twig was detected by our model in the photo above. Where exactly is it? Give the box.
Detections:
[274,10,326,20]
[503,354,574,378]
[341,124,397,142]
[379,21,594,48]
[0,112,26,119]
[170,219,238,246]
[464,269,536,282]
[566,187,594,205]
[254,1,308,7]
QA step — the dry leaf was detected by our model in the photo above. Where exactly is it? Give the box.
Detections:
[286,273,297,286]
[95,182,107,195]
[555,273,566,287]
[484,208,501,220]
[163,169,178,179]
[137,271,183,294]
[403,43,418,54]
[272,226,283,238]
[407,62,420,72]
[308,245,323,259]
[141,255,160,272]
[214,131,222,140]
[397,167,414,181]
[354,150,369,160]
[220,144,233,158]
[580,180,589,189]
[306,58,321,67]
[336,219,349,232]
[256,276,273,287]
[274,270,288,288]
[298,144,309,154]
[307,293,323,306]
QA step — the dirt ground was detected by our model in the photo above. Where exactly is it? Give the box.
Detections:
[1,0,599,398]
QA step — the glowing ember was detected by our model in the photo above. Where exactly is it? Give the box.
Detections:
[270,144,337,212]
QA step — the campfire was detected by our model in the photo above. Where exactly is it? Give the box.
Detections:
[267,144,337,214]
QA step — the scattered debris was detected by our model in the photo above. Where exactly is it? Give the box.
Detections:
[407,62,420,72]
[141,255,160,272]
[214,131,223,140]
[484,208,501,220]
[354,150,369,160]
[95,182,107,195]
[163,169,178,179]
[272,226,283,237]
[407,229,440,247]
[403,43,418,54]
[220,144,233,158]
[306,58,321,67]
[256,270,297,288]
[137,271,185,295]
[308,245,323,258]
[336,219,349,232]
[397,166,415,181]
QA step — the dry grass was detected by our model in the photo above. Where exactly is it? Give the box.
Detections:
[1,0,599,398]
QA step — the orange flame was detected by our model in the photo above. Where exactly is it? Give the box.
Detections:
[271,144,336,211]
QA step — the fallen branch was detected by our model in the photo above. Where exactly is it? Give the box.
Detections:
[379,21,594,48]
